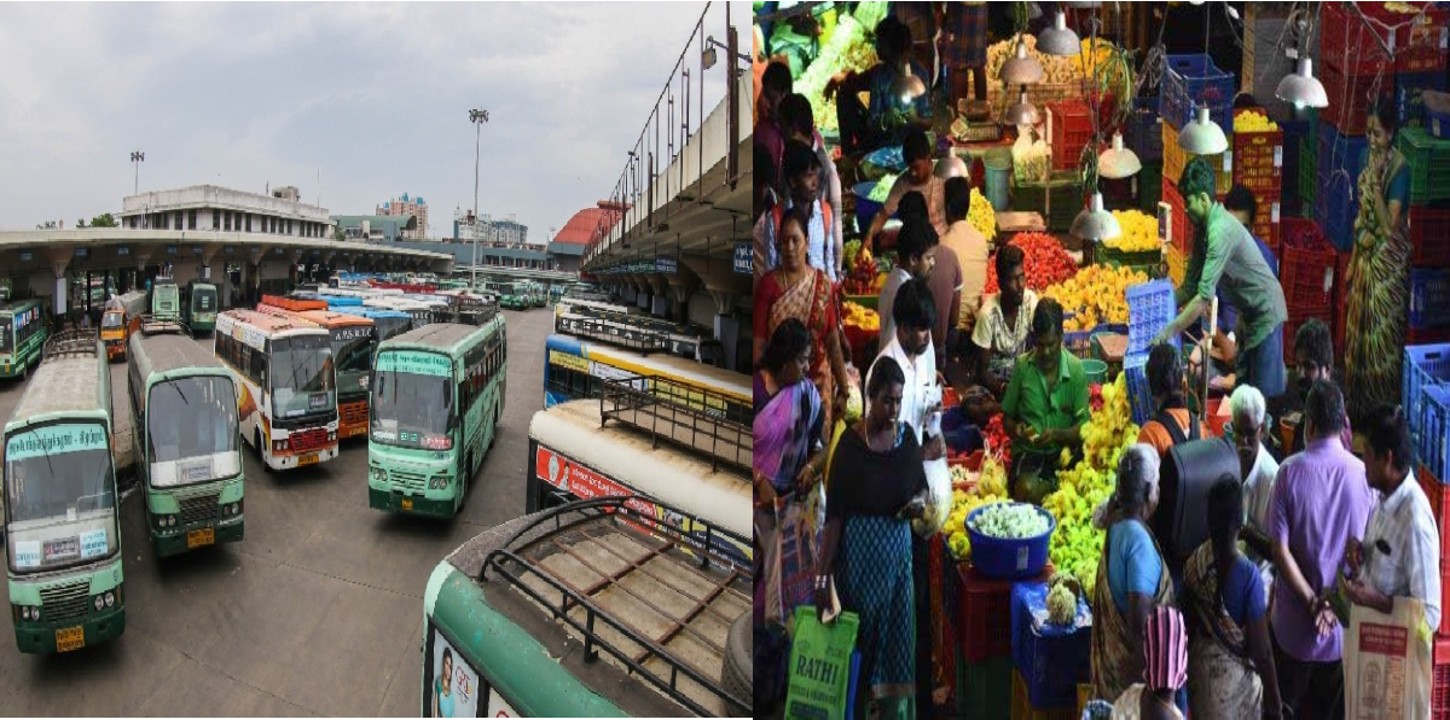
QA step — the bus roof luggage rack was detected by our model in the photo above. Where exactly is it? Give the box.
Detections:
[479,497,751,718]
[139,316,188,337]
[43,329,102,360]
[557,313,671,353]
[599,374,751,473]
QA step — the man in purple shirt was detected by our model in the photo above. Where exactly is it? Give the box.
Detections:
[1267,379,1373,720]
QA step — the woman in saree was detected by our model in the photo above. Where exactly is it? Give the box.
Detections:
[1343,99,1413,428]
[1092,444,1177,705]
[754,205,852,433]
[754,318,829,625]
[816,356,929,720]
[1183,477,1283,720]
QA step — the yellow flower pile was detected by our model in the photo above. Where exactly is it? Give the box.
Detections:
[1041,374,1140,593]
[1234,109,1280,133]
[944,457,1009,561]
[986,35,1084,88]
[843,301,880,332]
[1042,264,1149,331]
[1103,209,1161,252]
[969,187,997,243]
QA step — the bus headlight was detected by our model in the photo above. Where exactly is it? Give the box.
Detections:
[272,439,288,452]
[104,592,115,608]
[94,595,104,612]
[429,475,450,490]
[370,467,386,483]
[167,515,177,527]
[327,430,337,442]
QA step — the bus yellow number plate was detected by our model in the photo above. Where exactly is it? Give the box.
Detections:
[298,453,319,466]
[400,498,414,511]
[55,626,85,652]
[187,527,215,549]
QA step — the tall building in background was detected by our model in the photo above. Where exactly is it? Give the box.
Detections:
[453,208,529,246]
[377,193,427,240]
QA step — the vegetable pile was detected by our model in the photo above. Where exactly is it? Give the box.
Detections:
[968,187,997,243]
[1046,578,1079,626]
[1103,209,1161,252]
[969,502,1051,539]
[983,232,1079,294]
[1041,264,1149,331]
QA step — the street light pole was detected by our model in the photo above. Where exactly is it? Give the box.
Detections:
[131,150,145,195]
[468,107,489,290]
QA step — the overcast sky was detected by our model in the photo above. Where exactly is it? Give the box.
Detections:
[0,1,748,241]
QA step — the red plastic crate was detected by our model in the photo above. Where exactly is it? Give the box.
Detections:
[1320,61,1380,137]
[1415,466,1450,639]
[1232,109,1285,194]
[1410,327,1450,345]
[1412,205,1450,268]
[1321,2,1450,77]
[1280,219,1338,316]
[1048,99,1094,172]
[1334,251,1353,356]
[930,536,962,703]
[1160,174,1192,256]
[959,562,1053,663]
[1248,184,1282,256]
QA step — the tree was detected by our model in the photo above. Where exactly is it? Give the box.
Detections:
[35,221,58,230]
[89,213,117,228]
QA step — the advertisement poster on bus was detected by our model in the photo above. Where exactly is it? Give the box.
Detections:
[429,629,479,718]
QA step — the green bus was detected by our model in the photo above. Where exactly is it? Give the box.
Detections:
[150,279,181,323]
[127,329,243,557]
[183,281,219,335]
[421,498,751,717]
[3,330,125,654]
[0,299,49,380]
[368,316,506,518]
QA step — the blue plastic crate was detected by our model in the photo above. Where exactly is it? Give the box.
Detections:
[1125,351,1155,426]
[1411,268,1450,331]
[1419,385,1450,484]
[1126,96,1164,164]
[1125,279,1180,356]
[1397,71,1448,129]
[1317,122,1370,186]
[1160,54,1236,131]
[1315,173,1359,253]
[1404,344,1450,463]
[1010,582,1092,710]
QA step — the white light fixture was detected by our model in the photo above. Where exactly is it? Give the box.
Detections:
[1000,38,1045,85]
[1036,11,1081,56]
[1002,89,1040,126]
[935,153,969,179]
[1275,57,1329,110]
[1070,192,1122,241]
[1098,132,1142,179]
[1177,105,1229,156]
[890,63,927,105]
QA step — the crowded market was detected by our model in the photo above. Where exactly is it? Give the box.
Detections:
[752,2,1450,718]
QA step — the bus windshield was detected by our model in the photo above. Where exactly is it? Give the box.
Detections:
[374,316,412,342]
[147,376,240,486]
[270,335,335,420]
[4,422,118,572]
[371,353,453,449]
[101,312,125,329]
[332,330,374,396]
[193,287,216,312]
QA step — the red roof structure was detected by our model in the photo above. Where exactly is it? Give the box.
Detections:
[552,200,628,247]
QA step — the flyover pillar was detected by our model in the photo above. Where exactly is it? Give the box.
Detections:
[46,246,74,318]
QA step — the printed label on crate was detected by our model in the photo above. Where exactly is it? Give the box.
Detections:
[1324,267,1335,295]
[1272,202,1281,223]
[1224,151,1233,173]
[1274,145,1283,167]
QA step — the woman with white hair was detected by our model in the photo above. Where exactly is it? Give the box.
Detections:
[1092,444,1177,706]
[1230,384,1279,592]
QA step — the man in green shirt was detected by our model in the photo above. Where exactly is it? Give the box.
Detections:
[1154,157,1288,399]
[1003,298,1090,503]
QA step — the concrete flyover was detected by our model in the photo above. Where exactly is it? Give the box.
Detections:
[0,229,454,317]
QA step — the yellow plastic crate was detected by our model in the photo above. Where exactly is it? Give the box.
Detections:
[1167,243,1186,289]
[1163,122,1232,197]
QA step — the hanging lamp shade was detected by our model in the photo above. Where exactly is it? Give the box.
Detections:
[1036,11,1081,56]
[1178,105,1229,156]
[1275,57,1329,109]
[1070,191,1122,241]
[1002,89,1040,126]
[935,153,970,179]
[890,62,927,105]
[1098,132,1142,179]
[1000,38,1045,85]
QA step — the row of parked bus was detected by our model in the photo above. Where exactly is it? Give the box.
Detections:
[99,279,219,362]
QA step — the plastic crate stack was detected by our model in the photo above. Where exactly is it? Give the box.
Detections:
[1403,343,1450,694]
[1231,108,1285,254]
[958,563,1055,718]
[1278,219,1339,363]
[1280,112,1318,220]
[1397,71,1448,131]
[1048,99,1094,172]
[1123,280,1179,425]
[1010,582,1091,717]
[1159,175,1192,258]
[1012,173,1085,232]
[1160,54,1235,199]
[1315,123,1370,252]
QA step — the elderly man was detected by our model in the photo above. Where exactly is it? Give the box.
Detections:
[1231,384,1280,593]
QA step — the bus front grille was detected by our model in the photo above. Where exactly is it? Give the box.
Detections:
[179,494,220,525]
[389,470,427,492]
[340,401,369,429]
[288,428,328,452]
[40,582,90,622]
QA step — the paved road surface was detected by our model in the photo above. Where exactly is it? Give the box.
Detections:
[0,308,550,715]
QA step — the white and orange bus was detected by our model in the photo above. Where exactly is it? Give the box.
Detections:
[213,309,339,471]
[255,296,375,440]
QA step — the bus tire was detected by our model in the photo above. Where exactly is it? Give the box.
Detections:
[721,610,752,702]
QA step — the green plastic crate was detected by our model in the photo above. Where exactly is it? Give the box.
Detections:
[1138,163,1164,214]
[958,656,1012,717]
[1012,173,1084,232]
[1399,128,1450,205]
[1298,133,1317,211]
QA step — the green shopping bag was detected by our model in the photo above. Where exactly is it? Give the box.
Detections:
[785,605,860,720]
